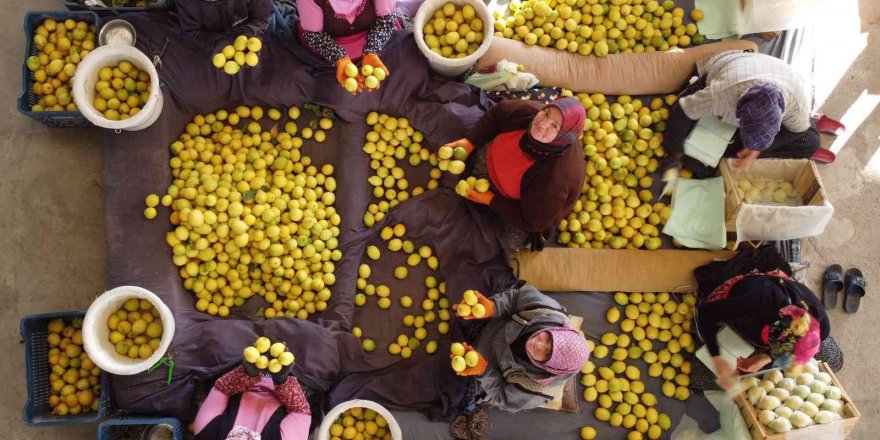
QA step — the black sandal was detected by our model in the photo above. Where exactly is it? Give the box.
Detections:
[843,268,866,313]
[823,264,844,309]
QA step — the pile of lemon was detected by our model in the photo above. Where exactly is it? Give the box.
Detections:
[449,341,480,372]
[243,336,295,373]
[106,298,164,360]
[92,61,151,121]
[26,18,96,112]
[495,0,705,57]
[46,317,102,416]
[362,112,440,227]
[557,92,672,250]
[422,2,486,59]
[212,35,263,75]
[327,407,392,440]
[580,291,697,440]
[144,105,341,319]
[454,177,490,198]
[355,223,448,359]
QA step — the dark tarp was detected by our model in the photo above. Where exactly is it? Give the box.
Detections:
[101,11,723,436]
[103,12,517,422]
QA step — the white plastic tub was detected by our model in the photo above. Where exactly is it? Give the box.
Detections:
[413,0,494,77]
[316,400,402,440]
[72,44,163,131]
[82,286,175,376]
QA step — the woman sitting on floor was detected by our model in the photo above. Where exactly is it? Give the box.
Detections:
[442,97,586,250]
[296,0,400,93]
[451,285,591,413]
[690,247,841,391]
[177,0,276,49]
[663,50,832,175]
[194,355,311,439]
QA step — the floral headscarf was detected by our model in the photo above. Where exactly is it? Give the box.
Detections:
[763,305,820,370]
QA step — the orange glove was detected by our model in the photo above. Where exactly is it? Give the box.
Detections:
[450,343,489,377]
[335,57,363,95]
[442,138,475,156]
[362,53,389,79]
[466,188,494,206]
[453,290,495,320]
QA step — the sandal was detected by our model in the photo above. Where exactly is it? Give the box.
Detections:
[815,114,846,135]
[812,148,836,164]
[822,264,844,309]
[843,268,866,313]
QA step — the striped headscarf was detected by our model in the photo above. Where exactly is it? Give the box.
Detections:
[736,83,785,152]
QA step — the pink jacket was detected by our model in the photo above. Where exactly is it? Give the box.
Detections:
[195,367,311,440]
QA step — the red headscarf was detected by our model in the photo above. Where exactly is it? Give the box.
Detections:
[520,97,587,159]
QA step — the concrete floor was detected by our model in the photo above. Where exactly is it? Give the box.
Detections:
[2,0,878,439]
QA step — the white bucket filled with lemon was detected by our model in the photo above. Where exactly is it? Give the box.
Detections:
[317,400,403,440]
[414,0,494,77]
[72,44,163,131]
[82,286,175,375]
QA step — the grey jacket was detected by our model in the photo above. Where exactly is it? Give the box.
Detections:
[474,284,573,413]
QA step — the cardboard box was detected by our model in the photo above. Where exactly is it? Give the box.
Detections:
[720,159,833,240]
[735,362,861,440]
[512,248,735,293]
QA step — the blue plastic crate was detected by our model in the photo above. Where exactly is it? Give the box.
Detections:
[18,11,100,128]
[21,311,112,426]
[98,417,184,440]
[62,0,173,12]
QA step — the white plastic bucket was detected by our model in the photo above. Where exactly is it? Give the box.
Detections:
[316,400,403,440]
[72,44,163,131]
[413,0,495,77]
[82,286,175,376]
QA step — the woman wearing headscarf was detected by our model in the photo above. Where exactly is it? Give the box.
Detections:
[176,0,276,49]
[442,97,587,250]
[689,246,840,391]
[194,355,311,440]
[662,50,839,177]
[450,285,591,413]
[296,0,398,93]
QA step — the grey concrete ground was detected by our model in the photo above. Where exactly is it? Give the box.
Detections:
[2,0,877,439]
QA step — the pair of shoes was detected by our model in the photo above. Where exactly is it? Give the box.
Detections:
[811,114,845,164]
[823,265,866,313]
[449,410,492,440]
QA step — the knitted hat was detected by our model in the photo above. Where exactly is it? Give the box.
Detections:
[545,97,587,147]
[736,83,785,152]
[528,327,591,376]
[763,305,821,370]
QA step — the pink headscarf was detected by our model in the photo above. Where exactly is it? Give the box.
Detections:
[527,327,591,378]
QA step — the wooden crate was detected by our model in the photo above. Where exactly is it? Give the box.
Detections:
[720,159,829,232]
[734,363,861,440]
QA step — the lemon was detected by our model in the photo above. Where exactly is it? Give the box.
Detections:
[690,8,704,21]
[212,53,226,68]
[607,307,621,323]
[580,426,597,439]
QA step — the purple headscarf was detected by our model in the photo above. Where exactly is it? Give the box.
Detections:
[736,83,785,152]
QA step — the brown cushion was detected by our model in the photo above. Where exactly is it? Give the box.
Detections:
[477,39,760,95]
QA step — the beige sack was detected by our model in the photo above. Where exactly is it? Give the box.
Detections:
[477,39,759,95]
